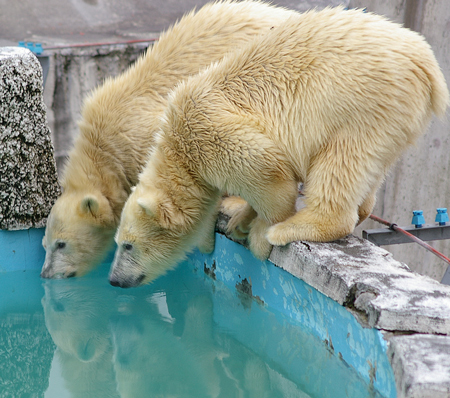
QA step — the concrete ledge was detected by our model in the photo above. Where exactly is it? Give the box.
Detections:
[269,236,450,335]
[0,47,60,230]
[216,212,450,398]
[388,334,450,398]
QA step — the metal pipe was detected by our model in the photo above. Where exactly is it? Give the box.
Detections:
[369,214,450,266]
[44,38,158,51]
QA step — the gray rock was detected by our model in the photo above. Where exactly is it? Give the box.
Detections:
[0,46,60,230]
[387,334,450,398]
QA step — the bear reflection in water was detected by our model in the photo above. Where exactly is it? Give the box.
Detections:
[42,278,286,398]
[42,280,119,398]
[111,294,282,398]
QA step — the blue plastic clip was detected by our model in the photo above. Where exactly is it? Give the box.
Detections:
[17,41,43,55]
[412,210,425,228]
[34,43,43,55]
[435,208,449,226]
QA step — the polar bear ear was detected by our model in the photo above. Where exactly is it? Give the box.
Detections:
[137,196,157,217]
[80,196,100,216]
[80,194,115,226]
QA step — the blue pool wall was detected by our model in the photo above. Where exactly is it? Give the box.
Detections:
[1,227,396,398]
[189,233,396,398]
[0,228,46,272]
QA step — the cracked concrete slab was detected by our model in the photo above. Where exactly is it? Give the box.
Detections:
[387,334,450,398]
[269,235,450,335]
[0,47,60,230]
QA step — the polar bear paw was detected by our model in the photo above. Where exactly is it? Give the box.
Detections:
[221,196,257,239]
[266,222,298,247]
[248,217,273,260]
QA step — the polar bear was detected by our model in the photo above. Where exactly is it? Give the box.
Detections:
[40,0,298,278]
[109,6,449,288]
[42,281,118,397]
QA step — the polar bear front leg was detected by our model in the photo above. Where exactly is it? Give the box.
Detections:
[248,216,273,260]
[238,178,297,259]
[197,199,221,254]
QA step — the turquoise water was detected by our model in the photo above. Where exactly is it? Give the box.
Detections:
[0,254,390,398]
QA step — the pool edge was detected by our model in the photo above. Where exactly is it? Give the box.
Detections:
[2,220,450,397]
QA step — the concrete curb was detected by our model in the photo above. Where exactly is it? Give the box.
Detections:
[387,334,450,398]
[270,237,450,335]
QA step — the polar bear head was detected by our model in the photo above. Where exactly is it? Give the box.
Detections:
[41,191,116,278]
[108,181,203,288]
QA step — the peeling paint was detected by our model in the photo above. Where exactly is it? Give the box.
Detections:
[192,232,396,397]
[235,276,265,307]
[203,260,216,280]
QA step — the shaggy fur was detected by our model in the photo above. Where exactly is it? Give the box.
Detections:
[41,0,298,278]
[110,6,449,287]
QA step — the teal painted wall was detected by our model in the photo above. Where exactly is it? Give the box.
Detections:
[0,228,45,272]
[189,233,396,398]
[0,228,396,396]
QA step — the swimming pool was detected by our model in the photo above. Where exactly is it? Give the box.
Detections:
[0,229,395,397]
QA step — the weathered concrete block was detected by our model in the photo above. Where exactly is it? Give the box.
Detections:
[387,334,450,398]
[218,214,450,335]
[217,212,450,335]
[0,47,60,230]
[269,236,450,335]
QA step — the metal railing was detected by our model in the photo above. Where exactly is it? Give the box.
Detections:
[363,212,450,285]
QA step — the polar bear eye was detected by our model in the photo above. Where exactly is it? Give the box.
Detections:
[123,243,133,251]
[57,241,66,249]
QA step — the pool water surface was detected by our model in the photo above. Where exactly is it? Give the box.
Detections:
[0,254,391,398]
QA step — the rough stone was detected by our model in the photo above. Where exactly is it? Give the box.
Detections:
[269,235,450,335]
[387,334,450,398]
[0,47,60,230]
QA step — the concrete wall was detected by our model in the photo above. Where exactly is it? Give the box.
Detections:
[350,0,450,281]
[42,44,149,172]
[213,214,450,398]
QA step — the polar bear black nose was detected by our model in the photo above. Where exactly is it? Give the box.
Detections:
[109,273,145,288]
[109,275,123,287]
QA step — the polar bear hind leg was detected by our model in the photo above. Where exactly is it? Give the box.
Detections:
[267,134,381,245]
[221,197,257,239]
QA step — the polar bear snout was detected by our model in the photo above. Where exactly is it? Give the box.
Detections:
[109,273,146,288]
[40,251,77,279]
[109,249,146,288]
